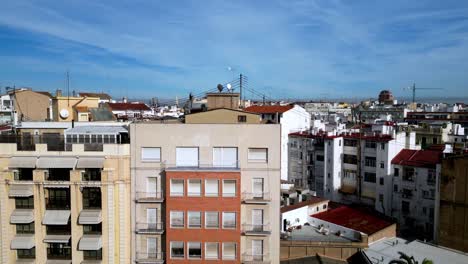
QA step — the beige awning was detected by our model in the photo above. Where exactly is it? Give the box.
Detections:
[46,260,72,264]
[9,157,37,168]
[78,235,102,250]
[43,210,70,225]
[37,157,76,169]
[76,157,105,169]
[16,259,36,264]
[9,184,34,197]
[43,184,70,189]
[81,261,101,264]
[10,209,34,224]
[11,234,35,249]
[78,210,102,224]
[43,235,71,243]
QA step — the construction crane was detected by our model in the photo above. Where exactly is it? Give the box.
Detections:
[405,83,443,103]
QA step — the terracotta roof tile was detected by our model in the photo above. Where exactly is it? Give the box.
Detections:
[244,104,294,114]
[391,149,442,168]
[108,103,150,111]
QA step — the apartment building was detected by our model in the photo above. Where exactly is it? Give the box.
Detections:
[130,123,281,263]
[391,149,441,240]
[0,125,131,264]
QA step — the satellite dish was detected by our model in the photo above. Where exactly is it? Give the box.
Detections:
[60,109,69,119]
[217,84,224,92]
[227,83,232,90]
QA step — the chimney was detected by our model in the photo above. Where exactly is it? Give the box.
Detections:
[56,89,62,97]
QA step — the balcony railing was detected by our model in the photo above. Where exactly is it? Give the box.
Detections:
[135,222,164,234]
[135,192,164,202]
[242,253,270,263]
[242,192,271,204]
[135,251,164,262]
[242,223,271,235]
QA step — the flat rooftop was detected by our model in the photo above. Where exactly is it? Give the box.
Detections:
[286,225,357,243]
[365,237,468,264]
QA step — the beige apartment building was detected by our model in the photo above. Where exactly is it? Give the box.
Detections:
[0,125,131,264]
[130,123,281,263]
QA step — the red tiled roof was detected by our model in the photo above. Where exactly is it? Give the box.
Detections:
[244,104,294,114]
[289,131,394,142]
[391,149,442,168]
[108,103,150,111]
[281,197,329,213]
[312,206,393,235]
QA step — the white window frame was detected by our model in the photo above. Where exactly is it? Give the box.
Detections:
[146,177,157,196]
[205,179,219,197]
[147,237,157,258]
[141,147,161,162]
[187,179,201,197]
[252,178,264,197]
[222,212,237,229]
[205,242,219,260]
[188,211,202,228]
[222,242,237,260]
[205,211,219,228]
[176,147,199,167]
[187,242,202,259]
[170,241,185,259]
[170,211,184,228]
[222,179,237,197]
[248,148,268,163]
[213,147,238,168]
[170,179,184,197]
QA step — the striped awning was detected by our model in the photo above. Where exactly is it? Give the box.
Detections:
[78,235,102,250]
[11,234,35,249]
[9,157,37,168]
[10,209,34,224]
[9,184,33,197]
[78,210,102,224]
[42,210,70,225]
[76,157,105,169]
[37,157,76,169]
[43,235,71,243]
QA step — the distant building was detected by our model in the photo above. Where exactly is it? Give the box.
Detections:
[52,92,100,122]
[185,108,261,124]
[107,102,152,120]
[378,90,394,105]
[280,197,329,231]
[9,89,53,123]
[78,92,113,104]
[0,93,12,124]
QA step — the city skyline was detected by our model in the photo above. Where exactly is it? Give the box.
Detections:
[1,0,468,99]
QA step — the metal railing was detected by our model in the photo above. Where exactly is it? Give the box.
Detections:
[135,222,164,233]
[242,192,271,202]
[136,192,164,201]
[242,223,271,234]
[242,253,270,262]
[135,251,164,261]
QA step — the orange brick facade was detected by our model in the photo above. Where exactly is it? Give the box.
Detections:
[165,170,241,263]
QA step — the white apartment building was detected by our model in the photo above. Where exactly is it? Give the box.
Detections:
[0,93,13,124]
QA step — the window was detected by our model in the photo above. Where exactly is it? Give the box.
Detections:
[338,140,341,146]
[213,147,238,167]
[14,168,33,181]
[82,169,101,181]
[147,177,158,196]
[222,180,236,197]
[252,178,264,197]
[403,168,415,181]
[147,238,157,258]
[394,168,399,177]
[186,242,201,259]
[147,208,157,227]
[344,139,357,147]
[188,211,201,228]
[83,224,102,235]
[82,188,101,209]
[427,169,436,185]
[364,172,376,183]
[205,242,219,260]
[394,184,398,193]
[238,115,247,122]
[344,170,356,178]
[16,197,34,209]
[379,194,384,202]
[222,212,236,229]
[187,179,201,196]
[17,248,35,259]
[16,223,35,234]
[176,147,199,167]
[379,178,384,185]
[248,148,268,162]
[205,212,219,228]
[402,201,410,213]
[365,141,376,149]
[170,179,184,196]
[365,156,376,167]
[171,241,184,259]
[381,143,385,150]
[222,242,236,260]
[204,179,219,197]
[84,249,102,260]
[422,207,427,215]
[141,147,161,161]
[170,211,184,228]
[380,162,385,169]
[343,154,357,164]
[316,155,324,162]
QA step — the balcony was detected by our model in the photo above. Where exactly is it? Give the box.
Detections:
[242,224,271,236]
[136,192,164,203]
[135,222,164,234]
[242,253,271,263]
[242,192,271,204]
[135,251,164,264]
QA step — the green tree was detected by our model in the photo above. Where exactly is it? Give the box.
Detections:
[388,252,434,264]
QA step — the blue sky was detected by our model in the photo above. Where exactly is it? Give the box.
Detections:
[0,0,468,100]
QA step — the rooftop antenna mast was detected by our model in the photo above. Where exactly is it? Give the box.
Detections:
[67,70,70,106]
[405,83,443,103]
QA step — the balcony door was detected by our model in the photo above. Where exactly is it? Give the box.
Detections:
[147,208,157,229]
[147,237,157,259]
[252,209,263,231]
[252,178,264,198]
[147,177,157,198]
[252,240,263,261]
